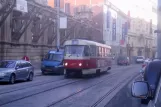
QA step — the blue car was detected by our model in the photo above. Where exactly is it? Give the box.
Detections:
[41,50,64,75]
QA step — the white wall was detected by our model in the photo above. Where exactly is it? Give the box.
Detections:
[103,6,127,47]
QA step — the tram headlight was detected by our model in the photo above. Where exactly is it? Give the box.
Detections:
[79,63,82,66]
[64,62,68,66]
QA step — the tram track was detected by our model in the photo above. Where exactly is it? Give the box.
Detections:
[90,73,139,107]
[0,78,66,95]
[0,66,136,106]
[0,78,83,106]
[46,68,136,107]
[0,65,134,96]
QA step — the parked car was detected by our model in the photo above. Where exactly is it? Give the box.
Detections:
[136,56,145,63]
[140,60,151,78]
[0,60,34,84]
[117,56,130,65]
[41,50,64,75]
[132,60,161,104]
[141,59,151,70]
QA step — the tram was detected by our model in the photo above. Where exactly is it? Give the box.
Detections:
[63,39,112,77]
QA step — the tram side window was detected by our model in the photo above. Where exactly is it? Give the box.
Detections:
[90,45,96,56]
[84,46,90,56]
[107,49,112,57]
[102,48,105,57]
[97,47,99,57]
[99,47,102,57]
[105,48,107,57]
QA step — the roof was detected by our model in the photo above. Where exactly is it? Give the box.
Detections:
[64,39,111,49]
[49,50,64,54]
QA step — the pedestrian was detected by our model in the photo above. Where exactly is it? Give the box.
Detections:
[22,55,29,61]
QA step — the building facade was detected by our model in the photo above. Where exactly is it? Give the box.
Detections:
[46,0,157,60]
[103,2,128,57]
[126,0,157,60]
[127,18,156,60]
[47,0,105,43]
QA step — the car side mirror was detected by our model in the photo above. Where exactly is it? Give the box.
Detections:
[131,81,149,99]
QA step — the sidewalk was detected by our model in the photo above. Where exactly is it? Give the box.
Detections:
[31,61,41,70]
[31,61,41,76]
[34,69,42,76]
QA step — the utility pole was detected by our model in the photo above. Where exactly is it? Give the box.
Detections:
[56,0,60,49]
[103,0,106,43]
[157,0,161,58]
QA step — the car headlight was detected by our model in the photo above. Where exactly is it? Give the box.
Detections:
[0,72,6,76]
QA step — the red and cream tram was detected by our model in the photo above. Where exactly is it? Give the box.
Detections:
[63,39,112,77]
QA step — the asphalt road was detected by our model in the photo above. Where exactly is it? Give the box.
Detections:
[0,65,141,107]
[105,72,146,107]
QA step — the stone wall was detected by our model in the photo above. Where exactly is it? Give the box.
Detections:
[0,43,54,61]
[0,11,55,61]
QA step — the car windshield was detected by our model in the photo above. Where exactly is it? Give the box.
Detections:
[44,54,63,62]
[0,61,16,68]
[137,56,143,59]
[64,45,84,56]
[118,56,126,60]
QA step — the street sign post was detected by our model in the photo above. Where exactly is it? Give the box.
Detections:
[56,0,60,49]
[60,17,67,29]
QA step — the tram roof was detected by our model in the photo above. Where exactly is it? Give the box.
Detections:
[64,39,111,49]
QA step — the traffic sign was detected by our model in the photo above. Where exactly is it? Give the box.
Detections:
[60,17,67,29]
[16,0,28,13]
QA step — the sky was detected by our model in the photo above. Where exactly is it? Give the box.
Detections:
[108,0,157,24]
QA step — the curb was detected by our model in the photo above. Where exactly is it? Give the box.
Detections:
[34,69,42,76]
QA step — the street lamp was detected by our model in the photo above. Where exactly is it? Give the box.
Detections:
[157,0,161,58]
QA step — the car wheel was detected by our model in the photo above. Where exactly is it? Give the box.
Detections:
[9,74,15,84]
[28,73,33,81]
[141,99,149,104]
